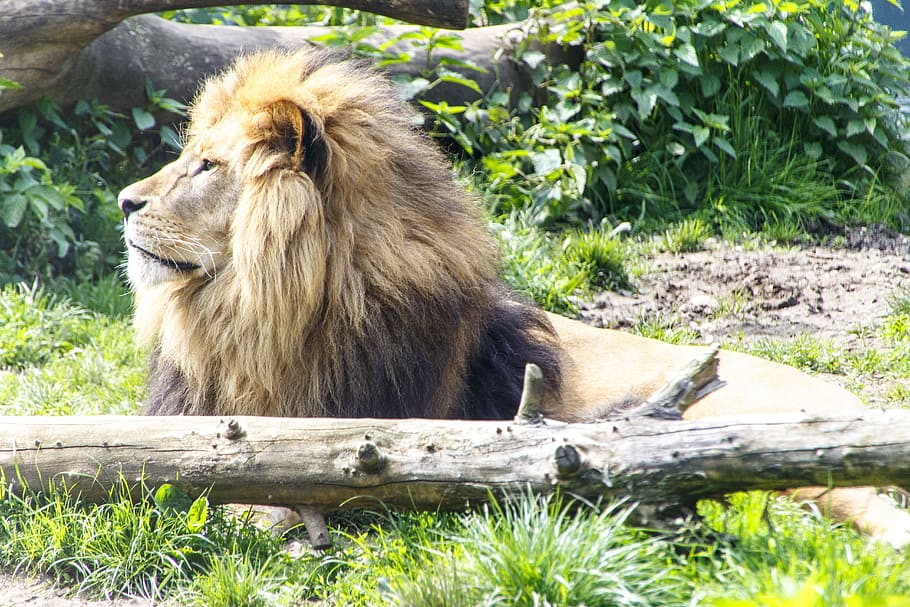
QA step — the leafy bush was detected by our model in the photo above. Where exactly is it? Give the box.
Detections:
[0,140,83,276]
[0,85,183,281]
[433,0,910,230]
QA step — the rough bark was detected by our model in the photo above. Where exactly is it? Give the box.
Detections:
[0,1,559,117]
[1,412,908,511]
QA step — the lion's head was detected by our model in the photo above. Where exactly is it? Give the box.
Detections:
[119,48,560,420]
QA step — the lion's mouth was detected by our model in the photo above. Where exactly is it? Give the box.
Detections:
[129,240,200,273]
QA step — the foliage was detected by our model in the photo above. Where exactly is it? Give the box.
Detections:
[0,85,183,282]
[0,137,83,278]
[160,4,386,26]
[0,282,91,369]
[385,495,684,607]
[494,212,634,312]
[632,313,700,344]
[662,217,711,252]
[428,0,910,230]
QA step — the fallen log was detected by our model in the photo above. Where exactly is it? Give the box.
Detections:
[2,411,909,512]
[0,1,566,117]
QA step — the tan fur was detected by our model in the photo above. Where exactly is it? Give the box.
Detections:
[118,48,910,546]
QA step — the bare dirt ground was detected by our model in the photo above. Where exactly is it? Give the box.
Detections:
[0,573,151,607]
[3,226,910,606]
[579,225,910,406]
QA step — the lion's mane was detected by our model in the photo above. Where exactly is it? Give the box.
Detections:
[137,49,561,420]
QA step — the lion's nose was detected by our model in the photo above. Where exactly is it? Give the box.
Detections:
[118,197,148,220]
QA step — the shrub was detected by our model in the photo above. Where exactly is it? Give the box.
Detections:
[0,86,183,281]
[432,0,910,230]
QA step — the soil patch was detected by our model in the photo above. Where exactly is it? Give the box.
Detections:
[579,226,910,406]
[0,573,151,607]
[581,238,910,343]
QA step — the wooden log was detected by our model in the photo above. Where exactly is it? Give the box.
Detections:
[0,2,563,117]
[1,412,909,511]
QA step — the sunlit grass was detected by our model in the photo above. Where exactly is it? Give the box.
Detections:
[2,253,910,605]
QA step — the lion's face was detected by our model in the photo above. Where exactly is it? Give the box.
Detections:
[118,137,241,289]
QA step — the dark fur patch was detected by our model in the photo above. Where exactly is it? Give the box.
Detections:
[459,300,562,420]
[144,349,211,415]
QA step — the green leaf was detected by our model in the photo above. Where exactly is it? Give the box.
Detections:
[438,56,487,74]
[692,19,725,37]
[531,149,562,176]
[624,70,643,89]
[718,44,739,66]
[131,107,155,131]
[753,70,780,99]
[766,21,788,52]
[394,76,430,100]
[653,84,680,107]
[837,140,868,167]
[187,495,209,533]
[713,136,736,158]
[659,68,678,89]
[48,226,72,257]
[1,194,28,228]
[863,117,876,136]
[0,77,21,91]
[700,75,721,98]
[804,142,823,159]
[154,483,195,513]
[740,36,766,62]
[160,125,182,151]
[782,91,809,109]
[631,88,657,116]
[674,43,699,67]
[438,71,482,95]
[693,125,710,147]
[812,116,837,137]
[522,50,547,70]
[846,119,865,138]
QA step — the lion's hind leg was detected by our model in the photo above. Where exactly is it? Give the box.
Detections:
[547,312,910,548]
[786,486,910,550]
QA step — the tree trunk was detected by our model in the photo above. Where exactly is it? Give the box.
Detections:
[2,412,909,511]
[0,1,560,117]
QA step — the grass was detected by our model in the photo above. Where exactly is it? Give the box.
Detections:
[0,279,144,416]
[493,212,636,313]
[2,253,910,605]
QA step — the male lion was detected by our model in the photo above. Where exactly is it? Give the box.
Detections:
[119,48,910,546]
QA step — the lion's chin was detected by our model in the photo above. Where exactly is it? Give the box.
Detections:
[126,242,203,289]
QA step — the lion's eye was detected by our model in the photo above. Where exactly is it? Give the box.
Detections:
[193,159,219,176]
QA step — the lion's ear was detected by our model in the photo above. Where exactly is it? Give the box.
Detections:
[257,100,326,176]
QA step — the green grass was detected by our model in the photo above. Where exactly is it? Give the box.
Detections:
[632,314,700,345]
[662,217,711,254]
[0,278,144,416]
[4,481,910,606]
[697,493,910,606]
[2,255,910,605]
[493,212,636,313]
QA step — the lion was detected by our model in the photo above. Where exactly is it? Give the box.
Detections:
[118,48,910,546]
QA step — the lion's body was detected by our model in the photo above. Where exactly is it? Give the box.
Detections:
[123,49,560,421]
[119,48,910,546]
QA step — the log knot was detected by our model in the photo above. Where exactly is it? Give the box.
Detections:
[554,444,583,477]
[356,442,388,473]
[223,419,245,440]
